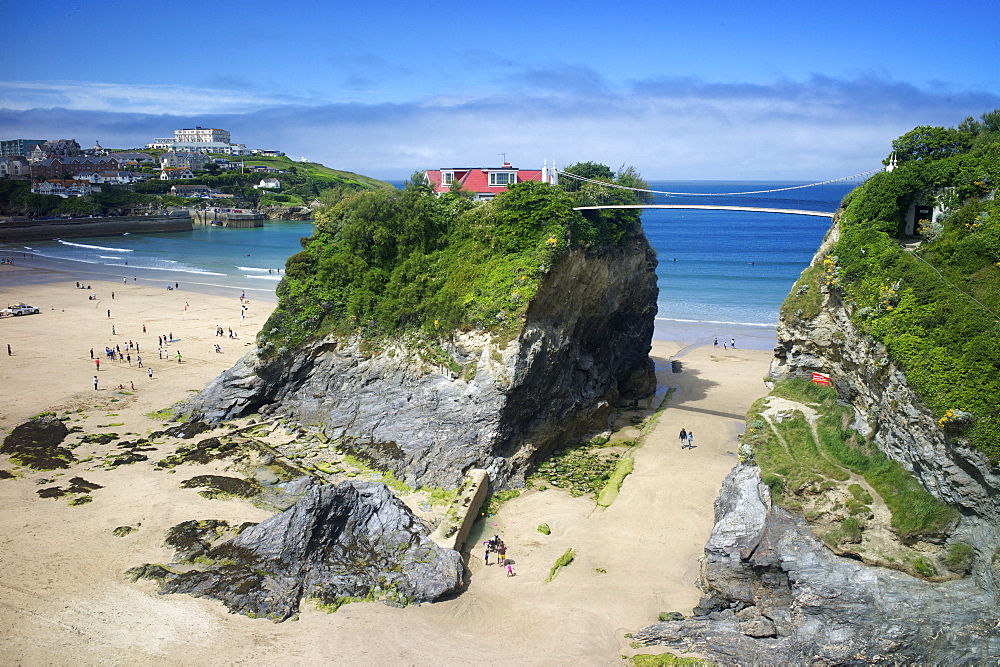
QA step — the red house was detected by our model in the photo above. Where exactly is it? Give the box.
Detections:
[424,162,558,201]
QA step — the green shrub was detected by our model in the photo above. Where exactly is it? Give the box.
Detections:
[944,542,975,575]
[912,556,939,577]
[537,523,551,535]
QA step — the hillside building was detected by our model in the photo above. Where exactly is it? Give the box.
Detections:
[424,161,558,201]
[1,139,47,158]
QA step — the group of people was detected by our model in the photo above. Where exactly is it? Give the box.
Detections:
[679,428,695,449]
[484,534,515,576]
[713,337,736,349]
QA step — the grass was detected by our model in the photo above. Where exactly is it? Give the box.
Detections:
[546,548,576,583]
[751,378,960,540]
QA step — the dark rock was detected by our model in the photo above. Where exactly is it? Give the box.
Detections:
[180,475,261,499]
[80,433,118,445]
[155,437,240,468]
[66,477,102,494]
[1,416,74,470]
[133,480,462,621]
[37,487,67,499]
[0,469,14,480]
[179,237,658,490]
[150,422,212,440]
[113,525,138,537]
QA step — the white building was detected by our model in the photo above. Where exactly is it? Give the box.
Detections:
[174,127,231,144]
[255,178,281,189]
[31,179,101,197]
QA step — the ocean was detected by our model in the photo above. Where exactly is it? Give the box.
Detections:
[1,181,854,348]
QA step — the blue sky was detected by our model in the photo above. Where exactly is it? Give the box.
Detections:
[2,0,999,180]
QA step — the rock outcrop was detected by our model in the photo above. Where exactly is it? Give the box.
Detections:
[635,223,1000,663]
[131,480,463,621]
[180,234,658,489]
[769,228,1000,585]
[633,465,1000,663]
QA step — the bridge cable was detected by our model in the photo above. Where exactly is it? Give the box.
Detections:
[554,168,883,197]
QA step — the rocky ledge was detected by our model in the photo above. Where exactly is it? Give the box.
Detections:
[633,465,1000,663]
[178,235,658,490]
[129,480,463,621]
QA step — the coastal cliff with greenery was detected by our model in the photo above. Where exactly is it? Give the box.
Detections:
[181,165,659,490]
[635,111,1000,663]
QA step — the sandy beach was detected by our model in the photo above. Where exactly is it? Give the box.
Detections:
[0,264,773,664]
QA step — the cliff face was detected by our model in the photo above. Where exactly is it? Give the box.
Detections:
[770,229,1000,574]
[635,223,1000,663]
[180,234,657,490]
[633,465,1000,663]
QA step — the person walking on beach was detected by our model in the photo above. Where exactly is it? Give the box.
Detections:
[148,367,153,378]
[177,351,182,363]
[686,431,694,449]
[484,544,490,566]
[7,344,11,356]
[111,292,114,300]
[93,375,98,390]
[90,348,93,359]
[506,562,515,577]
[731,338,736,348]
[137,356,142,368]
[111,325,115,335]
[95,358,100,371]
[713,337,718,347]
[497,541,507,566]
[107,309,111,318]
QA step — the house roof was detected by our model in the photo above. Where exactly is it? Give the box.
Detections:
[425,164,544,196]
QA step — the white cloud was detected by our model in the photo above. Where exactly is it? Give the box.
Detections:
[3,75,998,180]
[0,80,319,115]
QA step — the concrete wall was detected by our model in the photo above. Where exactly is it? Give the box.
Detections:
[0,216,192,242]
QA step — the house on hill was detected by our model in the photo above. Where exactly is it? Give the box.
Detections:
[255,177,280,189]
[31,179,100,197]
[424,161,558,201]
[160,167,194,180]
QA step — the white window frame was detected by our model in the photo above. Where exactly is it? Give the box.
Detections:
[489,171,517,186]
[442,171,454,185]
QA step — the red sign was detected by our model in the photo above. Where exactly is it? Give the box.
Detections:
[812,372,831,386]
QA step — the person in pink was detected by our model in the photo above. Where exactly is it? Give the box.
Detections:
[506,562,514,577]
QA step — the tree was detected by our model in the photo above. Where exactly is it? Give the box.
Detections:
[889,125,974,164]
[559,161,615,192]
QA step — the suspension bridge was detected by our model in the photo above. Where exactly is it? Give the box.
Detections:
[559,168,883,217]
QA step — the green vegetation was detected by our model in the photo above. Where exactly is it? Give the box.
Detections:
[484,488,520,517]
[537,523,551,535]
[529,436,637,499]
[258,164,648,353]
[815,108,1000,455]
[945,542,975,574]
[595,456,635,507]
[630,653,708,666]
[749,379,959,540]
[546,548,576,583]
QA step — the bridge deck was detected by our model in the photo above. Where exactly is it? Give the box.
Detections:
[572,204,834,218]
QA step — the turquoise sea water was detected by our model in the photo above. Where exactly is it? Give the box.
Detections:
[1,181,855,346]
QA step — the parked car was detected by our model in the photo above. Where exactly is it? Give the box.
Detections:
[1,303,40,316]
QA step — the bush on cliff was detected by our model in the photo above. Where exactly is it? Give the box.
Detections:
[825,111,1000,456]
[259,166,647,353]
